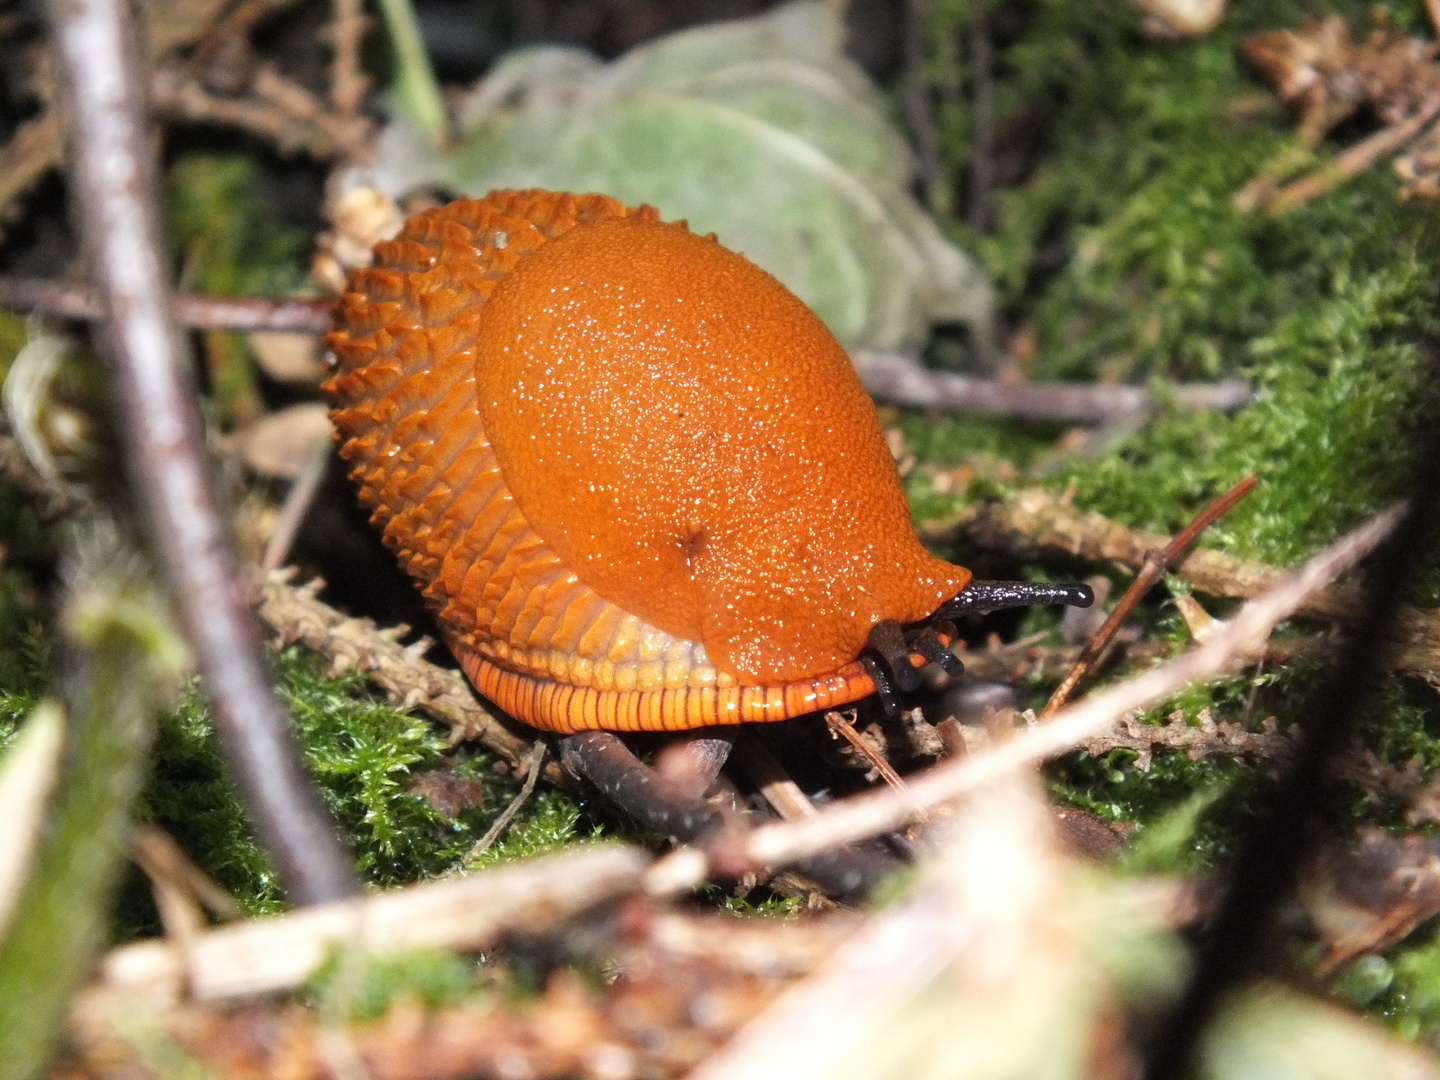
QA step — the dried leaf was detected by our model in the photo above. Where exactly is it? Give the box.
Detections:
[247,331,323,384]
[1240,14,1440,205]
[1134,0,1225,40]
[232,403,333,479]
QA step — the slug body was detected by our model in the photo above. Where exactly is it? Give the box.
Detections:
[324,190,971,733]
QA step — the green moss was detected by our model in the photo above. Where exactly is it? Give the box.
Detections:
[167,153,310,298]
[715,890,803,917]
[128,647,595,921]
[305,947,478,1022]
[165,153,313,428]
[465,789,601,868]
[1364,932,1440,1041]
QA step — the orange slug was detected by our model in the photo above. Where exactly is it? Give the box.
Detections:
[323,190,1085,734]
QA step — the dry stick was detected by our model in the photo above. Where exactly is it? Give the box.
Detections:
[462,740,547,868]
[130,826,243,922]
[44,0,357,903]
[645,507,1399,896]
[253,571,568,785]
[0,278,1255,425]
[0,111,66,233]
[1142,426,1440,1080]
[1267,99,1440,213]
[0,276,333,332]
[852,349,1251,422]
[824,711,910,792]
[902,0,944,213]
[327,0,369,119]
[1039,473,1258,720]
[261,438,330,571]
[99,845,649,1004]
[730,739,819,820]
[968,0,994,233]
[1428,0,1440,39]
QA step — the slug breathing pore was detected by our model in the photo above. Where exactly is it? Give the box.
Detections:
[323,190,1090,734]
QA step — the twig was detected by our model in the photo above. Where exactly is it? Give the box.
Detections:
[45,0,356,904]
[0,276,332,331]
[462,740,546,867]
[261,438,330,571]
[1039,474,1257,719]
[253,570,568,784]
[1428,0,1440,40]
[968,0,994,233]
[0,111,65,232]
[130,825,243,922]
[149,62,370,159]
[902,0,944,214]
[1263,99,1440,213]
[327,0,369,120]
[825,711,910,792]
[730,738,819,820]
[1079,707,1291,770]
[97,845,649,1004]
[1141,398,1440,1080]
[852,349,1251,422]
[938,487,1440,679]
[645,506,1398,894]
[0,0,318,229]
[0,284,1252,425]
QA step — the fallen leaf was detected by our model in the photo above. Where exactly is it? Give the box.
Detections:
[247,331,324,384]
[232,403,333,479]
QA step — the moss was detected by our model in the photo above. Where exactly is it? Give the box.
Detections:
[166,153,310,298]
[126,647,595,923]
[305,947,479,1022]
[465,789,601,868]
[165,153,313,428]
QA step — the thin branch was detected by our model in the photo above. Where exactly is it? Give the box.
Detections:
[730,738,819,820]
[461,740,546,868]
[261,439,330,571]
[149,60,370,158]
[1264,99,1440,213]
[0,111,65,234]
[1039,473,1257,718]
[825,710,910,792]
[327,0,369,120]
[44,0,356,903]
[646,506,1398,893]
[852,349,1251,422]
[0,276,333,331]
[98,845,648,1004]
[0,281,1257,425]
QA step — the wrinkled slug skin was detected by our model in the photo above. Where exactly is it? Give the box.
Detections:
[323,190,971,733]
